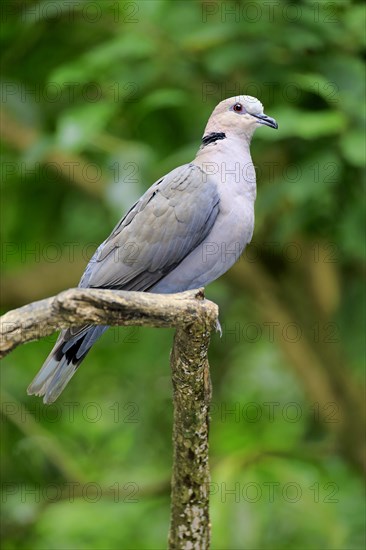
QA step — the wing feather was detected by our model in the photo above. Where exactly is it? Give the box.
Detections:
[83,163,220,292]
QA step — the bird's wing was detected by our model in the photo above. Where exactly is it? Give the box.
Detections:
[80,162,220,292]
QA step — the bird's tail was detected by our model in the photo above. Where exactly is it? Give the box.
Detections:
[27,325,108,404]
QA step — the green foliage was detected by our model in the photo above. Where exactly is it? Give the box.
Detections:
[1,1,365,549]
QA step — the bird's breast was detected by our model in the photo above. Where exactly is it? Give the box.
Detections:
[151,191,254,293]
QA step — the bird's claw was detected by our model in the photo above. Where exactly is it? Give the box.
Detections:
[215,319,222,337]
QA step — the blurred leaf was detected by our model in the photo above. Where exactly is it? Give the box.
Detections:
[339,129,366,167]
[56,102,117,152]
[259,108,347,140]
[316,55,365,115]
[344,5,366,46]
[294,73,342,106]
[140,88,187,113]
[49,35,156,85]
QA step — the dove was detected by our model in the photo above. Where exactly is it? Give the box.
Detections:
[28,95,278,403]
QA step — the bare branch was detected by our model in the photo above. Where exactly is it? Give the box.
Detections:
[169,325,212,548]
[0,287,219,548]
[0,287,218,358]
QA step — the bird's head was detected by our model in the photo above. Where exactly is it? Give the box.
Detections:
[204,95,278,142]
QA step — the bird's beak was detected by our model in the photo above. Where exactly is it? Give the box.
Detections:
[251,113,278,129]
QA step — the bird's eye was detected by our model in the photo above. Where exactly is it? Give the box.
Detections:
[233,103,243,112]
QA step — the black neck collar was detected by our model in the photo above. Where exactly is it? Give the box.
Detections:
[201,132,226,147]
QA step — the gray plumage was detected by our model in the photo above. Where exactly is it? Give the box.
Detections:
[28,95,278,403]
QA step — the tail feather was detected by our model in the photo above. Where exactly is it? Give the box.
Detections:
[28,326,108,404]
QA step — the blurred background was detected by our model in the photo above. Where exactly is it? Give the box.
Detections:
[1,0,365,548]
